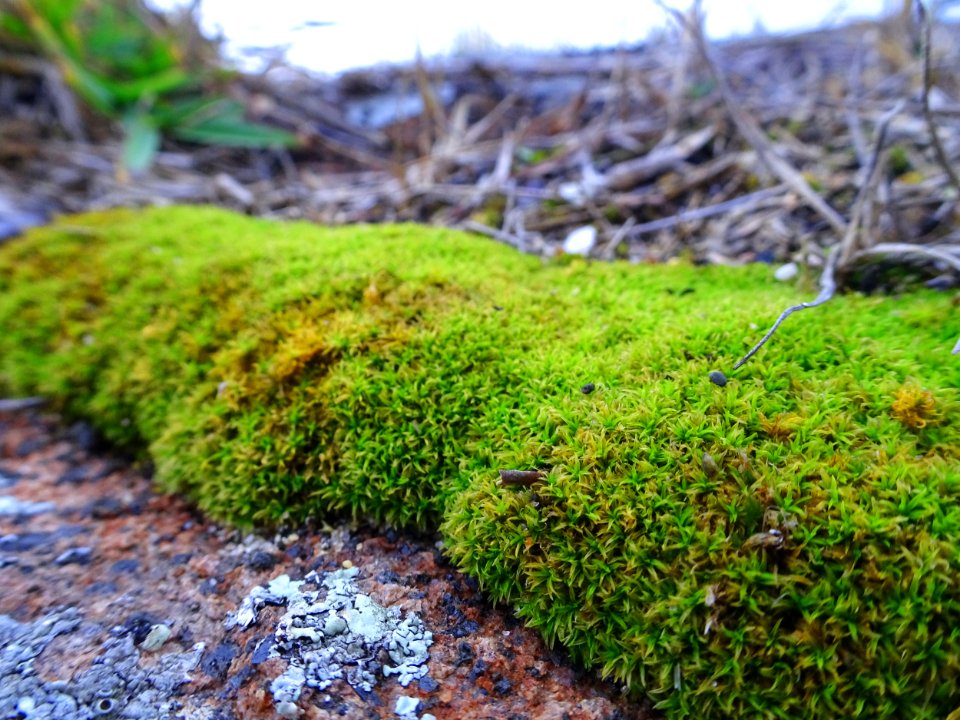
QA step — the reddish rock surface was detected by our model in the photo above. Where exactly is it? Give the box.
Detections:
[0,408,657,719]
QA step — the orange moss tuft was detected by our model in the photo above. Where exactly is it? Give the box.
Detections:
[891,381,939,429]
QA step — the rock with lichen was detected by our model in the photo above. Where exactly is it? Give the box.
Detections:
[1,206,958,719]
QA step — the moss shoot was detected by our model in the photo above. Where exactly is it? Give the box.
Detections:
[1,206,958,718]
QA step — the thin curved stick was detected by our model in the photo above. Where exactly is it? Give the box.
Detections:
[732,250,840,370]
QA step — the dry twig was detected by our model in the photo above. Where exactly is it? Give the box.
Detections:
[733,249,840,370]
[837,100,905,266]
[919,0,960,193]
[624,185,785,239]
[498,469,546,487]
[660,1,848,235]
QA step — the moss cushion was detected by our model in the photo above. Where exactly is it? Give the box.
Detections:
[1,206,957,718]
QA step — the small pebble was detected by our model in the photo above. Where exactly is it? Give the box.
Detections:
[418,675,439,693]
[774,262,799,281]
[342,559,353,569]
[141,624,172,652]
[708,370,727,387]
[580,382,595,394]
[562,225,597,256]
[246,550,277,571]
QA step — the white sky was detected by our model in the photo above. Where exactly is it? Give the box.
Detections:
[152,1,899,75]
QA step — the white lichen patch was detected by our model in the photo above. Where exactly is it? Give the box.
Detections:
[228,566,433,713]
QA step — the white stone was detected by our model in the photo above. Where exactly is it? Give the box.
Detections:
[774,262,799,282]
[562,225,597,256]
[141,623,172,651]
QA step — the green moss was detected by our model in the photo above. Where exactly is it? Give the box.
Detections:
[1,206,958,718]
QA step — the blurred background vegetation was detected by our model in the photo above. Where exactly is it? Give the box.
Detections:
[0,0,297,174]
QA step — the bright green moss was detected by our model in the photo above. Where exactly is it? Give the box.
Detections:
[1,206,958,718]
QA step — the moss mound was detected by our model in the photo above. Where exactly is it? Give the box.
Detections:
[1,206,958,718]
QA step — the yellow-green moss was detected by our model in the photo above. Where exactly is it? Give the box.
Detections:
[1,206,958,719]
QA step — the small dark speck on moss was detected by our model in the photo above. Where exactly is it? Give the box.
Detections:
[708,370,728,387]
[581,382,595,394]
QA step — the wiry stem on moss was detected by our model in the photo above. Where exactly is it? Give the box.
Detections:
[498,469,546,487]
[733,97,954,369]
[733,249,840,370]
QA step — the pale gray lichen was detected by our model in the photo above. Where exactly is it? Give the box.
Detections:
[0,608,205,719]
[228,566,433,713]
[394,694,420,717]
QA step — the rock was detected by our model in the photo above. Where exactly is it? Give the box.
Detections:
[141,624,172,652]
[774,262,798,281]
[561,225,597,256]
[708,370,727,387]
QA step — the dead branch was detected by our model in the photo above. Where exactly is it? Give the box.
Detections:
[604,125,716,191]
[498,469,546,487]
[852,242,960,272]
[624,185,785,239]
[601,217,637,259]
[461,219,531,252]
[919,1,960,193]
[837,100,905,266]
[661,5,697,144]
